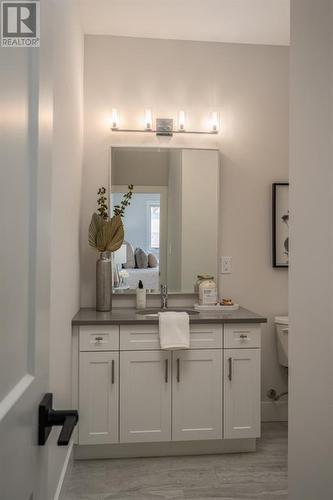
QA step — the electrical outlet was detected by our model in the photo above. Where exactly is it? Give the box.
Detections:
[221,256,232,274]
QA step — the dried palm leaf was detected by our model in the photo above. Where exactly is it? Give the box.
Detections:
[95,215,124,252]
[88,212,105,249]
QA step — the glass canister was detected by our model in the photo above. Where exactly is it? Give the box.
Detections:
[198,275,217,305]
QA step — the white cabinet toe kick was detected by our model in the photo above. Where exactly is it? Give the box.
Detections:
[71,322,262,459]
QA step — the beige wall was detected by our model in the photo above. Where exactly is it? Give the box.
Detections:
[82,35,289,410]
[289,0,333,497]
[49,1,83,498]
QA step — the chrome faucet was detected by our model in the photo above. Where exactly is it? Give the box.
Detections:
[160,284,168,310]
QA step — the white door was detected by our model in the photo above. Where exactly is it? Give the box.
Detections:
[79,352,119,445]
[0,3,53,499]
[224,349,261,439]
[120,351,171,443]
[172,350,222,441]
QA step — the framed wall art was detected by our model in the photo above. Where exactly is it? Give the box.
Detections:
[272,183,289,268]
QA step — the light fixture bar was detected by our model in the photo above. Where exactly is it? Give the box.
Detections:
[110,128,218,135]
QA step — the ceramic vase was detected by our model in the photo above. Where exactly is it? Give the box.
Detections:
[96,251,112,311]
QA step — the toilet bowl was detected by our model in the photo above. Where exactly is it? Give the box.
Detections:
[275,316,289,367]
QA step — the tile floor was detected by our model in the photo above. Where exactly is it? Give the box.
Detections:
[60,422,288,500]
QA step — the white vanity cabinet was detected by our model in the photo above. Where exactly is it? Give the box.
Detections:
[172,349,222,441]
[120,350,172,443]
[79,351,119,445]
[77,325,119,445]
[223,324,261,439]
[73,319,263,456]
[224,349,260,439]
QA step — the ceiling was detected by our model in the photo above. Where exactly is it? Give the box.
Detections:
[79,0,290,46]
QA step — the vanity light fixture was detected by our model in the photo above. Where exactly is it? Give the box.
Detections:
[210,111,220,133]
[145,109,153,130]
[111,109,119,130]
[178,110,186,131]
[109,109,219,135]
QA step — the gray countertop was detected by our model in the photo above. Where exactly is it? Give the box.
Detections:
[72,307,267,326]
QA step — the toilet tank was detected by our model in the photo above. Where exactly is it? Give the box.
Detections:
[275,316,289,367]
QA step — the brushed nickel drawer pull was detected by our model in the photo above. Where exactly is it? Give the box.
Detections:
[176,358,180,383]
[165,359,168,383]
[111,359,115,384]
[228,357,233,381]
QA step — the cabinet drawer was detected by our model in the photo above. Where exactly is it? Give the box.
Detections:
[120,324,222,350]
[120,325,160,350]
[224,324,261,349]
[189,324,222,349]
[79,325,119,351]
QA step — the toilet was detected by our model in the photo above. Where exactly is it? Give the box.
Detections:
[275,316,289,367]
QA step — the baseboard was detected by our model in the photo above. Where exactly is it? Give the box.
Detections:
[74,438,256,460]
[54,440,73,500]
[261,400,288,422]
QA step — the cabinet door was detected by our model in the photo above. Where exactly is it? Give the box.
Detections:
[173,350,222,441]
[224,349,260,439]
[120,351,171,443]
[79,351,119,445]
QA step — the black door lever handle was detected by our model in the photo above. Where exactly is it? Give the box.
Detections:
[38,393,79,446]
[57,415,78,446]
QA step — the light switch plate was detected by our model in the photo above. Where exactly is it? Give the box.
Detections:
[221,256,232,274]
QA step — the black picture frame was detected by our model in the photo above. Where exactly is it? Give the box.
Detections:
[272,183,289,268]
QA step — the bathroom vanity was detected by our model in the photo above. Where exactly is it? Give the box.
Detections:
[72,307,266,459]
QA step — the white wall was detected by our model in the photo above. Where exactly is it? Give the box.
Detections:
[82,35,289,409]
[48,1,84,498]
[289,0,333,498]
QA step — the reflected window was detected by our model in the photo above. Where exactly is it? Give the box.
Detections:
[148,204,160,251]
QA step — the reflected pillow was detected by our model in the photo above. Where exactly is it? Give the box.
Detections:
[135,248,148,268]
[148,253,158,268]
[123,241,135,269]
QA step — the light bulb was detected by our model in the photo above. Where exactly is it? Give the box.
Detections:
[145,109,152,130]
[178,110,186,131]
[111,109,119,129]
[211,111,220,132]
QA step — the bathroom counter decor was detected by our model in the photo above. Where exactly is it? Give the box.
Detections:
[194,303,240,312]
[72,306,266,326]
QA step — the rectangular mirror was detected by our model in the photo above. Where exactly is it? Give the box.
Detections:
[110,147,219,293]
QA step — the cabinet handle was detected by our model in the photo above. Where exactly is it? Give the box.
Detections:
[239,334,248,339]
[95,336,103,342]
[165,359,168,383]
[228,357,232,381]
[176,358,180,382]
[111,359,115,384]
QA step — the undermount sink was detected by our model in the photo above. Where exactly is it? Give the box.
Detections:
[136,308,199,317]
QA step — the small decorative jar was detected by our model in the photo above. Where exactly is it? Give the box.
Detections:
[198,275,217,305]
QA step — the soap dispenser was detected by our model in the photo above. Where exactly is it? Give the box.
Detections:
[136,280,146,309]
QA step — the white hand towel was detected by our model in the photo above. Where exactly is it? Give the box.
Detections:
[158,311,190,350]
